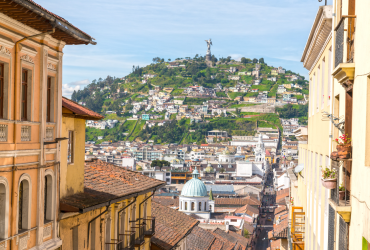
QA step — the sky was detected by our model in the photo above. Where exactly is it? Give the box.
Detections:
[35,0,332,97]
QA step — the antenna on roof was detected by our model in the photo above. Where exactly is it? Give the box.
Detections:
[318,0,327,5]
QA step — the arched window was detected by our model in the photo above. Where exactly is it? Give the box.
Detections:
[18,178,31,231]
[180,201,182,210]
[198,202,201,211]
[0,177,9,240]
[44,174,53,222]
[191,202,195,211]
[209,205,212,212]
[204,202,206,211]
[185,202,187,210]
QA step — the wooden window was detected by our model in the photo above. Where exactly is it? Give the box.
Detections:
[18,181,23,230]
[198,202,201,211]
[72,226,79,250]
[44,175,53,223]
[0,63,3,119]
[328,48,332,105]
[21,70,28,121]
[185,202,187,210]
[321,58,325,109]
[46,77,51,122]
[67,131,74,164]
[191,202,195,211]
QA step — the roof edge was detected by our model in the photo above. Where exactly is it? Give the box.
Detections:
[13,0,96,45]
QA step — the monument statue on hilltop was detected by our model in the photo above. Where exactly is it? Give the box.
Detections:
[205,38,212,61]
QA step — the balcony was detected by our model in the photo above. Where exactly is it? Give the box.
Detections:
[143,217,155,236]
[333,16,356,88]
[133,224,145,246]
[329,159,352,222]
[290,206,305,250]
[106,232,135,250]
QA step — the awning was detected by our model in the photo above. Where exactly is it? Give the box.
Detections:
[294,164,304,173]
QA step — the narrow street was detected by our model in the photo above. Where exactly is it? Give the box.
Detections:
[255,170,275,250]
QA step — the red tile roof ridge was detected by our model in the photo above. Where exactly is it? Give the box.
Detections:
[62,96,104,120]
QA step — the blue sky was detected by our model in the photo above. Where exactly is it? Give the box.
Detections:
[35,0,332,97]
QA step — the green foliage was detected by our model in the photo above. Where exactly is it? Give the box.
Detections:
[151,160,170,169]
[276,104,308,122]
[216,92,227,97]
[244,229,250,238]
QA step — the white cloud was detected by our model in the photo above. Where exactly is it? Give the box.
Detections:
[62,84,81,98]
[68,79,90,86]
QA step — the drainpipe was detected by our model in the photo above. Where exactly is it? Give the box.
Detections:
[87,201,111,249]
[116,196,138,245]
[138,189,156,223]
[10,28,55,249]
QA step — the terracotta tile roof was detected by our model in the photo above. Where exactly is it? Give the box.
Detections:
[209,230,235,250]
[227,231,250,248]
[60,159,165,212]
[270,239,282,250]
[276,188,289,202]
[151,202,199,250]
[274,205,287,215]
[62,97,104,120]
[215,197,261,206]
[187,226,216,250]
[152,196,179,208]
[234,204,259,217]
[273,219,288,239]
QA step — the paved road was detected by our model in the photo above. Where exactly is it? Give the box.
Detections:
[254,171,275,250]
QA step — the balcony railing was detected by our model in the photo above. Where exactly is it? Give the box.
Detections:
[335,16,356,68]
[143,217,155,236]
[132,224,145,246]
[121,231,135,250]
[291,207,305,250]
[330,159,351,207]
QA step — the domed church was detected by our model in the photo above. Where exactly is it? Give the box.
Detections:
[179,169,215,219]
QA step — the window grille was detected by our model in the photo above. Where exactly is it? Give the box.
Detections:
[46,127,53,141]
[339,216,348,250]
[328,205,335,250]
[0,124,7,141]
[21,126,31,141]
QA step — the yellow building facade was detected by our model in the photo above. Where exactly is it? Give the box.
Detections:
[291,5,334,250]
[0,1,95,250]
[59,98,165,250]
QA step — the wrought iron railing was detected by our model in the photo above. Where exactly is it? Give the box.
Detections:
[132,224,145,245]
[120,232,135,250]
[334,16,356,68]
[330,159,351,206]
[143,217,155,236]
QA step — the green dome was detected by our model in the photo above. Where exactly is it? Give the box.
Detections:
[181,169,207,197]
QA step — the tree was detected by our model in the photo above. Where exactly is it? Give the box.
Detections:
[240,57,247,64]
[219,168,225,173]
[259,58,265,64]
[253,58,258,63]
[244,229,250,238]
[168,58,171,62]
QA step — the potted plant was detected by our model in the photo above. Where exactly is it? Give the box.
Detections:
[339,183,345,200]
[334,134,352,159]
[321,167,337,189]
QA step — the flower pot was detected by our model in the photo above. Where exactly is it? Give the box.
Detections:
[339,191,345,200]
[330,151,338,159]
[337,145,352,159]
[321,178,337,189]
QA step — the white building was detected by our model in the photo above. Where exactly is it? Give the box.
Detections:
[178,169,215,220]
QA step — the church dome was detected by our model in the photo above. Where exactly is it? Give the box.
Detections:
[205,162,214,173]
[181,169,207,197]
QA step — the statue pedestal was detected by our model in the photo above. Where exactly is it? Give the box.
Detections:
[206,51,212,61]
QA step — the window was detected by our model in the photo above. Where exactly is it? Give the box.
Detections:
[91,220,96,250]
[328,47,332,105]
[68,131,74,164]
[46,77,51,122]
[198,202,201,211]
[204,202,206,211]
[119,210,125,250]
[18,179,30,231]
[105,215,111,250]
[185,202,187,210]
[72,226,79,250]
[0,63,3,119]
[21,70,28,121]
[191,202,195,211]
[44,174,53,223]
[321,58,325,109]
[231,219,237,222]
[0,178,9,240]
[316,67,320,112]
